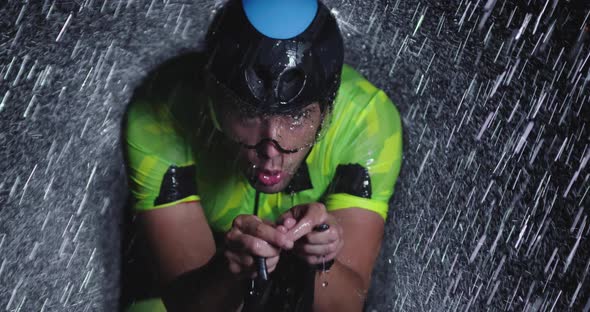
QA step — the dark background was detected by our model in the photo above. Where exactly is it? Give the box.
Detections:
[1,0,589,311]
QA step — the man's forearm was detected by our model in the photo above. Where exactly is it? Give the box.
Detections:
[313,259,368,312]
[161,253,246,312]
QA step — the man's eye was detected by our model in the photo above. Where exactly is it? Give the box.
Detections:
[291,109,311,122]
[237,114,258,125]
[289,114,305,126]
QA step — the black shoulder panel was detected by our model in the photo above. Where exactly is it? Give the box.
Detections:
[327,164,372,199]
[285,161,313,194]
[154,165,198,206]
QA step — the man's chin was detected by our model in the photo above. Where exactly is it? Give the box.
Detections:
[248,176,292,194]
[253,184,284,194]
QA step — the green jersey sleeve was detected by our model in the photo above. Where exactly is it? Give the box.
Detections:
[124,99,200,211]
[323,67,403,220]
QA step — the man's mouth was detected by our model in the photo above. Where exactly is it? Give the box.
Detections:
[255,169,283,186]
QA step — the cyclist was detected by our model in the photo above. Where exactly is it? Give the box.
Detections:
[124,0,403,310]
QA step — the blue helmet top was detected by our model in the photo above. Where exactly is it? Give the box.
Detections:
[242,0,319,39]
[205,0,344,115]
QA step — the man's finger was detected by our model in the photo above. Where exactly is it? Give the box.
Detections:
[287,220,315,242]
[304,255,323,265]
[240,217,293,249]
[276,225,288,234]
[232,214,260,228]
[323,250,339,262]
[238,234,282,257]
[225,226,243,240]
[302,227,338,244]
[287,207,327,241]
[276,210,295,225]
[282,217,297,230]
[224,250,254,268]
[298,240,339,256]
[228,261,242,274]
[226,233,278,257]
[266,256,280,273]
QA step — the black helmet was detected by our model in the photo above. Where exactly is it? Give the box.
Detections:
[204,0,344,116]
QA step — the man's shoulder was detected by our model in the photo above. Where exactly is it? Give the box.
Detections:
[124,76,207,167]
[339,64,381,98]
[126,99,178,143]
[126,52,208,136]
[335,64,397,120]
[318,64,400,161]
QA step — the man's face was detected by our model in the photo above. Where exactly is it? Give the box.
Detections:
[221,103,323,193]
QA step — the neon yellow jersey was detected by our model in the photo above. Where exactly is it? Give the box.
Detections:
[125,64,403,233]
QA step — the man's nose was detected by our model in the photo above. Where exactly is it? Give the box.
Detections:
[261,117,281,139]
[255,118,284,158]
[256,139,281,158]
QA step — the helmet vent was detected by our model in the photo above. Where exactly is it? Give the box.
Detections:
[277,67,306,104]
[245,66,273,101]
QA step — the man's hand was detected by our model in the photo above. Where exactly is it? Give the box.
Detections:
[224,214,294,278]
[278,203,344,265]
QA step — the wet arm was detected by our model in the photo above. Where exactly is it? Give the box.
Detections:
[312,208,385,312]
[139,201,245,312]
